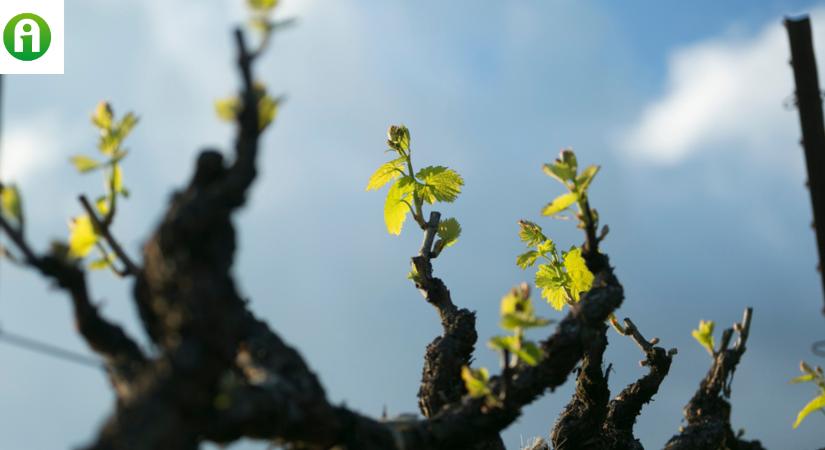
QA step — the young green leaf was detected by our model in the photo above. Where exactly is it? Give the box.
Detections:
[560,149,578,174]
[91,102,113,130]
[68,215,98,259]
[793,393,825,429]
[215,97,240,122]
[541,192,578,217]
[95,196,110,216]
[415,166,463,204]
[461,366,491,399]
[575,165,600,193]
[516,250,540,269]
[117,113,139,141]
[0,184,23,224]
[500,287,534,316]
[258,94,279,130]
[790,373,817,384]
[500,312,551,331]
[248,0,279,12]
[535,263,568,310]
[366,157,406,191]
[437,217,461,248]
[70,155,101,173]
[563,247,593,301]
[542,149,578,185]
[691,320,716,355]
[384,177,415,235]
[518,220,546,247]
[517,342,543,366]
[89,253,116,270]
[488,336,544,366]
[488,335,517,352]
[536,239,555,256]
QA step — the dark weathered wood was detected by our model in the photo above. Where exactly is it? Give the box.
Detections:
[786,16,825,314]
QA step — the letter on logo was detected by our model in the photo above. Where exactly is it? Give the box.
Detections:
[13,18,39,53]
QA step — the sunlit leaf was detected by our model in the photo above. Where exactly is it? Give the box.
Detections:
[70,155,101,173]
[215,97,240,122]
[366,157,406,191]
[436,217,461,248]
[536,239,555,256]
[500,288,533,316]
[560,149,578,173]
[0,184,23,223]
[91,102,113,130]
[95,196,110,216]
[415,166,463,204]
[790,373,817,384]
[461,366,491,398]
[488,336,543,366]
[248,0,279,12]
[516,250,539,269]
[384,177,415,235]
[117,113,139,141]
[793,393,825,429]
[536,263,569,310]
[691,320,716,355]
[541,192,578,217]
[518,220,546,247]
[575,165,600,193]
[258,94,279,130]
[500,313,551,331]
[563,247,593,301]
[68,215,98,259]
[89,253,116,270]
[517,342,544,366]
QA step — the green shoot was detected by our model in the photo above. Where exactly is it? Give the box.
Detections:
[528,149,624,331]
[691,320,715,356]
[68,102,138,273]
[366,125,463,252]
[214,1,285,130]
[516,220,594,311]
[215,82,280,131]
[791,361,825,429]
[460,366,498,407]
[488,283,551,367]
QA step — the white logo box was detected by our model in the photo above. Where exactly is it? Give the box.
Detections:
[0,0,63,74]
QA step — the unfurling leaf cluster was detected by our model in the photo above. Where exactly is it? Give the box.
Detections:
[462,284,552,406]
[691,319,715,356]
[460,366,498,407]
[68,102,138,272]
[516,220,594,311]
[790,361,825,429]
[215,82,280,131]
[541,149,600,229]
[488,283,551,367]
[366,125,463,253]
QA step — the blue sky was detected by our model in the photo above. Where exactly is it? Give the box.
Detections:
[1,1,825,448]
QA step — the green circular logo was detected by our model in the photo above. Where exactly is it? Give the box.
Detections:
[3,13,51,61]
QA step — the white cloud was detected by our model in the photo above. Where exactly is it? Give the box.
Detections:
[620,9,825,166]
[1,115,61,181]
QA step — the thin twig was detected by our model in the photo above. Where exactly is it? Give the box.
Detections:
[0,214,36,263]
[733,307,753,352]
[79,195,139,276]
